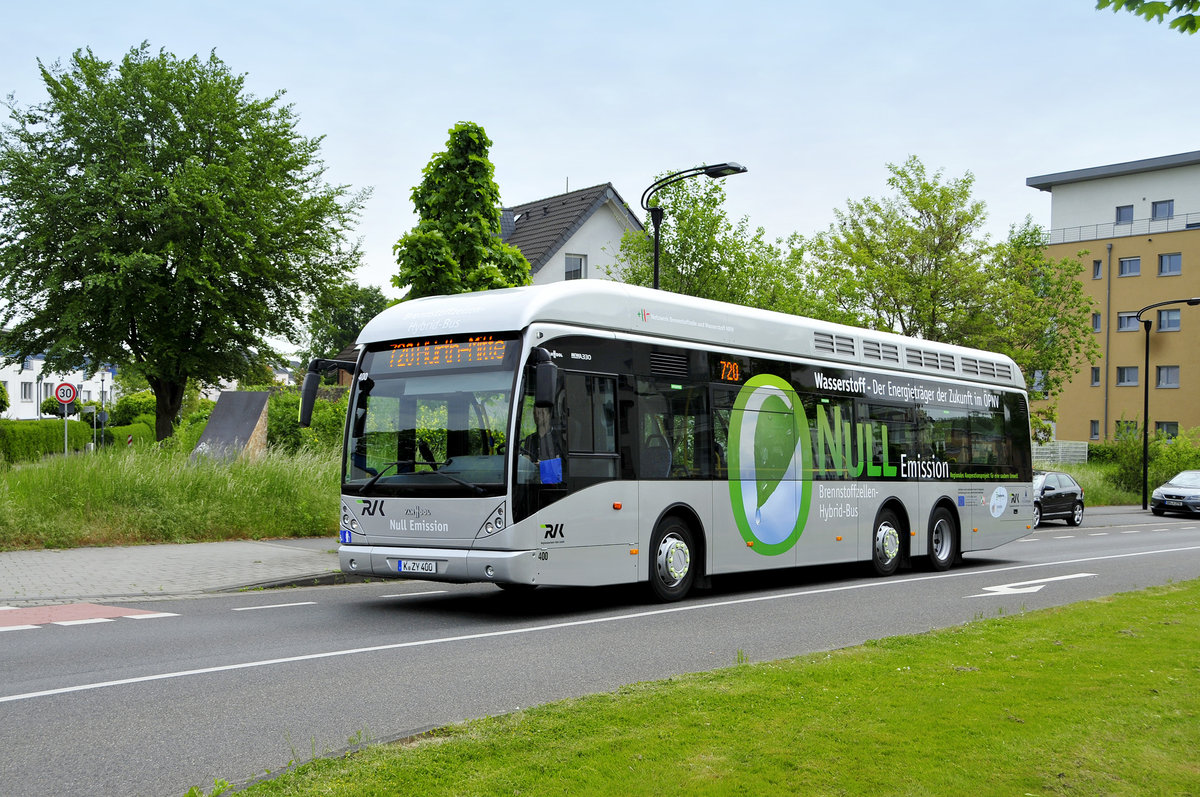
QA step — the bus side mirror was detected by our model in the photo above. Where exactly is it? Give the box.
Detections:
[535,359,558,409]
[298,357,356,427]
[298,370,321,428]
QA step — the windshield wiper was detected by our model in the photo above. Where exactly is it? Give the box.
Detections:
[356,460,411,494]
[353,459,484,495]
[413,467,486,495]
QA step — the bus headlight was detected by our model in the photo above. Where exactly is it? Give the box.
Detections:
[476,502,507,538]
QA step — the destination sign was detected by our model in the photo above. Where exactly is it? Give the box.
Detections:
[374,335,513,373]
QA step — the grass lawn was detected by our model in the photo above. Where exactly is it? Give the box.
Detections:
[198,578,1200,796]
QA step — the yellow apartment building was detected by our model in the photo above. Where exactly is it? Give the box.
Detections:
[1027,151,1200,442]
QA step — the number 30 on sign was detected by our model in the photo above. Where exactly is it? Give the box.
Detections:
[55,382,77,404]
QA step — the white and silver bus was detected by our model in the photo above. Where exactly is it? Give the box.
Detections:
[299,281,1033,601]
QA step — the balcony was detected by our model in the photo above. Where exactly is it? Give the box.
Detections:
[1046,211,1200,245]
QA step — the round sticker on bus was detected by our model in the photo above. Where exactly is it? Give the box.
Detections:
[726,374,813,555]
[989,486,1009,518]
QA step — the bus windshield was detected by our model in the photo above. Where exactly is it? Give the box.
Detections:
[344,337,519,498]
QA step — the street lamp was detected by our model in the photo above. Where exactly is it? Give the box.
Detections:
[1135,296,1200,509]
[640,162,748,290]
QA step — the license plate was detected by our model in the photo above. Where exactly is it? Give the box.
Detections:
[398,559,437,574]
[1166,500,1183,507]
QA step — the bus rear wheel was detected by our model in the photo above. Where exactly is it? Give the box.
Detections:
[649,519,695,602]
[926,507,958,572]
[871,508,903,577]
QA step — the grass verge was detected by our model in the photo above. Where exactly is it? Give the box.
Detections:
[1044,460,1140,507]
[209,579,1200,796]
[0,447,338,550]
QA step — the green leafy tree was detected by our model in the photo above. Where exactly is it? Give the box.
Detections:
[801,156,992,340]
[613,175,811,314]
[301,280,390,364]
[0,43,367,440]
[1097,0,1200,34]
[975,219,1101,437]
[796,156,1097,438]
[0,381,8,415]
[392,122,531,300]
[40,395,78,417]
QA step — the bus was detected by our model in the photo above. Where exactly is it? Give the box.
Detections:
[299,281,1033,601]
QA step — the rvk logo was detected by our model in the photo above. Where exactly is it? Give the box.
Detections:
[358,499,385,517]
[541,523,564,540]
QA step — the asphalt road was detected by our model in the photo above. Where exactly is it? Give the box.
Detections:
[2,507,1198,796]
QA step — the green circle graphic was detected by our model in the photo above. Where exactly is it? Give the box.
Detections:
[727,374,812,555]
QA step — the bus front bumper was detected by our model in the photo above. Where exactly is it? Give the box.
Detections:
[339,545,541,585]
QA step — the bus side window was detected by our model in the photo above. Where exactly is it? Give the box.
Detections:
[711,387,737,480]
[563,372,618,484]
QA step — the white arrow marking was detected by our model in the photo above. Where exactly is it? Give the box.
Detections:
[967,572,1096,598]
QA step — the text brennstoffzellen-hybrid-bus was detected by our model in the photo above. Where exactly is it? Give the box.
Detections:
[298,281,1034,601]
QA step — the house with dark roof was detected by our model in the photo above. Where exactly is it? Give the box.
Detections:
[501,183,643,283]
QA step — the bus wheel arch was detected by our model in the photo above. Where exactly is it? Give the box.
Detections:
[648,506,705,602]
[870,501,908,577]
[926,500,960,572]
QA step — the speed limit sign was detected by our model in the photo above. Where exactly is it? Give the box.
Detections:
[55,382,78,404]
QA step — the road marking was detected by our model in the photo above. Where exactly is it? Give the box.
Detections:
[1121,530,1141,534]
[231,601,317,612]
[1054,535,1074,539]
[1088,532,1108,536]
[967,572,1096,598]
[0,603,178,629]
[0,625,39,633]
[5,543,1200,706]
[380,590,448,598]
[1017,538,1038,543]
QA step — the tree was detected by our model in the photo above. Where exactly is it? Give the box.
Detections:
[795,156,1098,437]
[1096,0,1200,34]
[975,219,1101,437]
[0,380,8,415]
[0,43,366,440]
[612,175,810,314]
[300,280,390,365]
[801,156,992,340]
[392,122,531,300]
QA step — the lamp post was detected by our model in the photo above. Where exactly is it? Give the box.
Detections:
[640,162,748,290]
[1135,296,1200,509]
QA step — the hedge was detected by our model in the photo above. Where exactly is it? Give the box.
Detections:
[0,419,93,464]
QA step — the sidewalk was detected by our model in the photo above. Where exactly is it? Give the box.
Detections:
[0,537,342,606]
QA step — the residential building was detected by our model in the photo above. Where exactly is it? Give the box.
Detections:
[501,183,643,283]
[1027,151,1200,441]
[0,350,116,421]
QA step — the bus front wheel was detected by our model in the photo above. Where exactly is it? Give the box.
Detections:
[926,507,958,572]
[649,519,695,602]
[871,509,903,577]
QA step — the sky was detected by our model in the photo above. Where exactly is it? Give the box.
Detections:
[3,0,1199,300]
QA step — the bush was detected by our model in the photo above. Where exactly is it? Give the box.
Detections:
[261,387,347,453]
[110,390,157,426]
[1107,425,1200,493]
[0,418,92,463]
[1087,440,1119,464]
[101,421,155,448]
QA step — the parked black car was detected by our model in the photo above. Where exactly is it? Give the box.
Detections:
[1150,470,1200,516]
[1033,470,1084,527]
